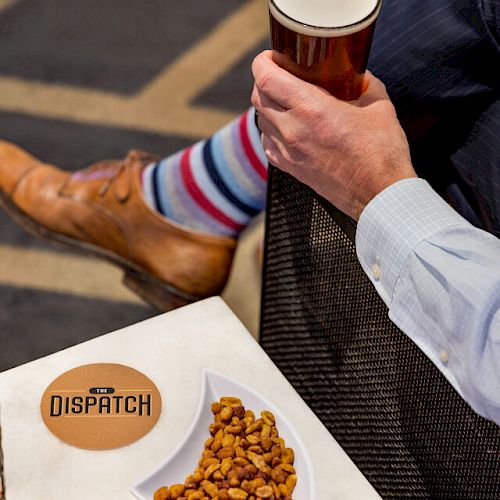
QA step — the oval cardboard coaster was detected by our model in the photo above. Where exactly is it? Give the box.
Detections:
[40,363,162,450]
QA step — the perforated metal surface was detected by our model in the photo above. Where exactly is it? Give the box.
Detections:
[260,167,500,499]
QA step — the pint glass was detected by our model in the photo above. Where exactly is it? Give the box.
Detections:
[269,0,382,100]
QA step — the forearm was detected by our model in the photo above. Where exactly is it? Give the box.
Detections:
[357,178,500,425]
[252,51,500,423]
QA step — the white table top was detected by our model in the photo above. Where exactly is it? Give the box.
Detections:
[0,297,380,499]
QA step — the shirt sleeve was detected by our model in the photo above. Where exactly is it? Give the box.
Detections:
[356,177,500,425]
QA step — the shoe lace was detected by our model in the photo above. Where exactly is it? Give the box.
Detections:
[96,161,127,198]
[75,150,156,201]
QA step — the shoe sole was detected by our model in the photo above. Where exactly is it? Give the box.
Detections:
[0,191,198,311]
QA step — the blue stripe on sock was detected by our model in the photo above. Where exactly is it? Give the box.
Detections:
[203,139,260,217]
[152,162,168,217]
[156,158,177,218]
[210,132,265,211]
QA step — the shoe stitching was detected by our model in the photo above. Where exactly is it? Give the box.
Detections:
[57,191,134,262]
[10,163,40,198]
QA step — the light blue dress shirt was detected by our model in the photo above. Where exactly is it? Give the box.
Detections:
[356,178,500,426]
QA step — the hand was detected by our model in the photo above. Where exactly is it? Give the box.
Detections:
[251,50,417,220]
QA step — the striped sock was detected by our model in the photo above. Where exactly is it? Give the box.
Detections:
[142,108,267,238]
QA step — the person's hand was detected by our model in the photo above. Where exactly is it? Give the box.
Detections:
[251,50,417,220]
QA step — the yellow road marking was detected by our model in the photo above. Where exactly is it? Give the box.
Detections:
[0,1,267,334]
[0,0,16,13]
[0,244,145,305]
[0,0,268,139]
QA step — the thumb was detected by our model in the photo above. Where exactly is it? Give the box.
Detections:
[356,70,390,107]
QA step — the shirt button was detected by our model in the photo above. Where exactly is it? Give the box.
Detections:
[371,263,381,281]
[439,348,449,364]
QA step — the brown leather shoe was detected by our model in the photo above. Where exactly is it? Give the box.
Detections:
[0,141,236,310]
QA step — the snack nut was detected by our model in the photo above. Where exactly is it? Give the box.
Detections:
[154,397,296,499]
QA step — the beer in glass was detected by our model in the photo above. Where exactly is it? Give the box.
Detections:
[269,0,382,100]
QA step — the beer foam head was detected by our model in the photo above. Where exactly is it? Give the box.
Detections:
[270,0,381,37]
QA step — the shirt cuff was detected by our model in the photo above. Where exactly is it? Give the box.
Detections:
[355,178,472,306]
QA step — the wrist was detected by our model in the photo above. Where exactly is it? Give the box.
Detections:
[353,165,417,221]
[356,177,472,304]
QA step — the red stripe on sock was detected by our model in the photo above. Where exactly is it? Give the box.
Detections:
[180,148,245,232]
[239,110,268,181]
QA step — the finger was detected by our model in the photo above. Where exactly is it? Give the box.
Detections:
[356,70,391,107]
[251,83,286,115]
[252,50,322,109]
[251,84,290,139]
[255,92,308,163]
[259,113,291,166]
[257,113,287,151]
[261,134,285,170]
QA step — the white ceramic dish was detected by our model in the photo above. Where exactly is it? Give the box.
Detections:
[131,369,315,499]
